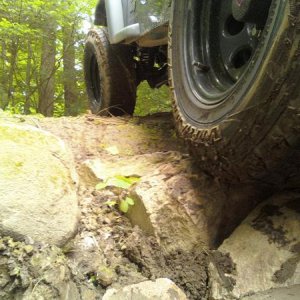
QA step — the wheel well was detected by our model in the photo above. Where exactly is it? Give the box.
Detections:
[94,0,107,26]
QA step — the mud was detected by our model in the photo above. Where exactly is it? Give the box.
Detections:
[42,113,211,299]
[1,113,299,299]
[210,251,237,291]
[0,236,92,299]
[0,113,208,299]
[210,251,236,275]
[251,204,289,247]
[123,228,209,299]
[272,255,300,284]
[272,242,300,284]
[286,199,300,213]
[40,113,209,300]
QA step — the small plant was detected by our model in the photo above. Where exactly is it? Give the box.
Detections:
[96,175,140,190]
[119,197,135,214]
[95,175,140,213]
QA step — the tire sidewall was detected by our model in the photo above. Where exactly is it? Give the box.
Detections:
[84,28,137,116]
[84,31,110,114]
[170,0,295,144]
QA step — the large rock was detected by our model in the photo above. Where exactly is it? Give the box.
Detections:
[78,117,268,251]
[80,152,179,186]
[128,169,205,253]
[242,285,300,300]
[209,192,300,299]
[103,278,188,300]
[0,123,79,246]
[126,156,266,252]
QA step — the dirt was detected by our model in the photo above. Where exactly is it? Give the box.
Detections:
[251,204,289,247]
[286,199,300,214]
[41,113,209,299]
[272,242,300,284]
[242,285,300,300]
[210,251,236,276]
[123,228,208,299]
[272,255,300,284]
[210,251,237,291]
[1,113,299,299]
[0,113,209,299]
[38,113,184,165]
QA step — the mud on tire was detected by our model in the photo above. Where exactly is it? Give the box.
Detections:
[169,0,300,183]
[84,28,136,116]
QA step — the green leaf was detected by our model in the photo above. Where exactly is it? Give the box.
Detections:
[95,182,108,190]
[119,200,129,213]
[95,175,140,190]
[105,200,117,207]
[108,175,138,189]
[118,176,140,185]
[105,177,130,189]
[110,175,140,189]
[125,197,135,206]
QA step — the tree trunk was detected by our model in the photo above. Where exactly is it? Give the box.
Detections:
[38,18,56,117]
[24,40,32,114]
[7,39,19,108]
[0,41,8,109]
[63,24,78,116]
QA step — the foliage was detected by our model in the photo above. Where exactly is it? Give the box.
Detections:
[96,175,140,190]
[118,197,135,214]
[0,0,171,117]
[0,0,96,116]
[96,175,140,213]
[135,82,171,116]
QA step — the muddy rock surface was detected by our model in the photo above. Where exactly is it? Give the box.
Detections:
[209,192,300,299]
[39,113,211,299]
[103,278,188,300]
[0,112,299,299]
[242,284,300,300]
[0,113,210,299]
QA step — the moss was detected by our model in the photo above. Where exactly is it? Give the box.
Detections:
[0,155,26,179]
[0,125,57,146]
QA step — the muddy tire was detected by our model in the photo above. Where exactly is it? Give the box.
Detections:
[84,28,136,116]
[169,0,300,183]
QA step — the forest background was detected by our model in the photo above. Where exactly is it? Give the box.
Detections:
[0,0,170,117]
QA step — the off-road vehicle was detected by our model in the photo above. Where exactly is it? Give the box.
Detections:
[84,0,299,182]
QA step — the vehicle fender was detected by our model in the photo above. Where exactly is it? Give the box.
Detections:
[104,0,140,44]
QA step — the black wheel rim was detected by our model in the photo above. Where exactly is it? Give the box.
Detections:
[183,0,275,107]
[90,53,101,105]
